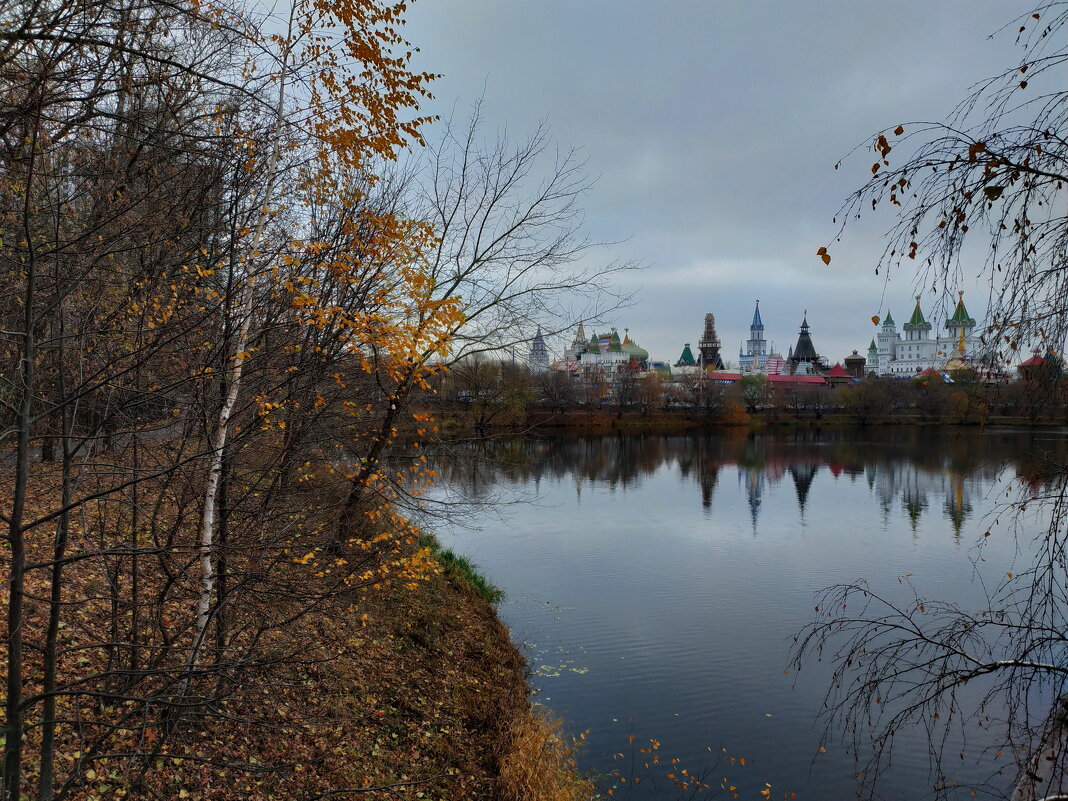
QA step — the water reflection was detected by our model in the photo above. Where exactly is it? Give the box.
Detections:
[432,427,1067,536]
[429,428,1068,799]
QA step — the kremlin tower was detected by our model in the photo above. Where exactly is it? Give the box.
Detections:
[698,313,725,369]
[739,301,768,372]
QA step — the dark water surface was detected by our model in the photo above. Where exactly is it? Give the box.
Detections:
[429,427,1068,799]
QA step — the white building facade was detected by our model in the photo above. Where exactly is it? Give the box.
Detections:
[875,294,982,377]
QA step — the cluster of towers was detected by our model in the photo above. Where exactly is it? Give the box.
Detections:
[532,293,988,380]
[676,301,824,376]
[553,322,650,374]
[674,313,726,370]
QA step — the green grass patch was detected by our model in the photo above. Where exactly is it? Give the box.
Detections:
[419,533,505,605]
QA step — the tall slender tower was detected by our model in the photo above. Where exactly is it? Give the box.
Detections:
[698,313,724,370]
[877,309,897,375]
[528,327,550,372]
[742,300,767,371]
[564,321,587,362]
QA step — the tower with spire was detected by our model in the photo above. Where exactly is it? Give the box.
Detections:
[946,291,976,349]
[788,312,820,375]
[528,327,550,372]
[903,296,933,342]
[876,309,898,374]
[739,300,768,373]
[698,312,725,370]
[563,321,587,362]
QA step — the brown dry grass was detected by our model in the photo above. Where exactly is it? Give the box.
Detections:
[498,707,595,801]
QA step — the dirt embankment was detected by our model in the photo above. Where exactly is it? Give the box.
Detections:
[190,561,591,801]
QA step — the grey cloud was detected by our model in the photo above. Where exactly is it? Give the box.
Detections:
[404,0,1033,363]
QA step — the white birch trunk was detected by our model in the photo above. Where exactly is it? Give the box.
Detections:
[189,31,291,669]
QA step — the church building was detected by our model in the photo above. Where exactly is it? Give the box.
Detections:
[559,323,650,380]
[875,293,982,377]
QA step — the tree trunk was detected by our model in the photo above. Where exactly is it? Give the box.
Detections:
[189,33,290,670]
[4,116,40,801]
[37,410,71,801]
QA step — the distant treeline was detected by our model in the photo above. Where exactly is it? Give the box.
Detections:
[423,358,1068,430]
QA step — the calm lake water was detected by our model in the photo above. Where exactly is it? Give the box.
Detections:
[428,427,1068,800]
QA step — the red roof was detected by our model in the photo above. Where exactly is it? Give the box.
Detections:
[707,372,743,382]
[826,362,850,378]
[1019,354,1045,368]
[768,374,826,384]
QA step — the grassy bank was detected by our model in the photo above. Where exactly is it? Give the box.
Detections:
[419,532,505,605]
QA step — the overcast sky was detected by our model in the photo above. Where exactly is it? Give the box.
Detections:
[402,0,1034,365]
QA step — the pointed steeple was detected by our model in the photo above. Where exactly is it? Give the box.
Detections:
[751,300,764,330]
[905,296,931,329]
[903,297,932,343]
[744,301,768,366]
[907,301,925,326]
[883,309,895,327]
[529,326,549,371]
[791,314,818,363]
[948,291,975,327]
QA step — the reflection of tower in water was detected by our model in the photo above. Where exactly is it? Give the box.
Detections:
[442,433,993,536]
[738,465,765,531]
[790,463,818,517]
[873,461,899,518]
[901,467,929,531]
[943,473,972,538]
[700,463,720,510]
